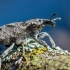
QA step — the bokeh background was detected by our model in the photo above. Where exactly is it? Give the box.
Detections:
[0,0,70,53]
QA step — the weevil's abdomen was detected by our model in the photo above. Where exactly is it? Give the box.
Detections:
[0,22,25,45]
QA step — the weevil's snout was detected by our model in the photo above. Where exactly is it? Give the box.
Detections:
[43,13,61,27]
[44,13,61,27]
[50,21,56,27]
[51,17,61,27]
[43,20,56,27]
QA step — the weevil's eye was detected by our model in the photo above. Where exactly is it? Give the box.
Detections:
[38,24,44,30]
[41,24,44,28]
[39,20,41,22]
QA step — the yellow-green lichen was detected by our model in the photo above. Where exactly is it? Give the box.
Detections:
[1,38,70,70]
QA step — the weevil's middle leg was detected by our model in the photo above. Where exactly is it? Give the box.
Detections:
[15,37,27,55]
[21,42,25,55]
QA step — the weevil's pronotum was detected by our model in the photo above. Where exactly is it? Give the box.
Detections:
[0,13,61,54]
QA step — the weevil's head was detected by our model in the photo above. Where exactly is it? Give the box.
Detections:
[25,13,61,35]
[43,13,61,27]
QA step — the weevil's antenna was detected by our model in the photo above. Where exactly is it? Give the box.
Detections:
[50,13,57,20]
[52,17,61,21]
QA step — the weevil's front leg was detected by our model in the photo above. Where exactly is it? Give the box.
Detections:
[37,32,64,51]
[33,33,48,47]
[37,32,56,48]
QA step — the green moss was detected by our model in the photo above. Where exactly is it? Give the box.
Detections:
[1,38,70,70]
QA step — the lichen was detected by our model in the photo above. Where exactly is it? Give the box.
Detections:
[1,37,70,70]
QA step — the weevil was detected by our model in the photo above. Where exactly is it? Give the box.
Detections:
[0,13,61,54]
[0,13,61,69]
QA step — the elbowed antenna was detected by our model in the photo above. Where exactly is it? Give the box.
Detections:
[42,13,61,27]
[50,13,61,21]
[50,13,57,20]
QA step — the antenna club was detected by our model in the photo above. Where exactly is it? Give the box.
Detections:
[52,17,61,21]
[58,17,61,20]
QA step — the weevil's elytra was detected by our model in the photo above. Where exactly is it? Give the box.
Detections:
[0,14,61,47]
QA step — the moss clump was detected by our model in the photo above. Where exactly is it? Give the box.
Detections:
[1,38,70,70]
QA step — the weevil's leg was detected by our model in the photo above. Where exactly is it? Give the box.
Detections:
[1,43,15,58]
[33,33,48,47]
[21,39,30,66]
[37,32,56,48]
[21,38,27,55]
[0,43,15,70]
[22,42,25,55]
[16,37,27,55]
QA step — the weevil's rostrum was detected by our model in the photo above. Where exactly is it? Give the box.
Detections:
[0,14,61,47]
